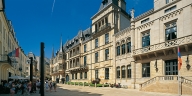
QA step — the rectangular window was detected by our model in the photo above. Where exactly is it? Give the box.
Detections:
[142,63,150,77]
[105,33,109,44]
[84,44,86,52]
[75,73,77,79]
[84,72,87,79]
[142,32,150,47]
[84,56,86,66]
[80,72,83,79]
[165,22,177,41]
[95,69,99,79]
[166,0,169,4]
[116,46,120,56]
[165,59,178,75]
[105,49,109,60]
[127,42,131,53]
[127,65,131,78]
[105,17,108,24]
[116,67,120,78]
[26,67,28,70]
[141,18,149,24]
[95,52,98,63]
[121,66,125,78]
[95,38,98,48]
[165,5,176,13]
[121,44,125,54]
[105,68,109,79]
[95,24,98,33]
[72,74,74,79]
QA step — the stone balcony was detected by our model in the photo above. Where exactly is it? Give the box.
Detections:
[132,35,192,59]
[92,23,111,35]
[68,64,88,73]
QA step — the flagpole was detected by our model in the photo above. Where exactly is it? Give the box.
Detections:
[177,45,180,96]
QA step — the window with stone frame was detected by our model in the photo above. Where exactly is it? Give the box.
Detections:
[165,22,177,41]
[116,67,120,78]
[84,56,87,66]
[105,49,109,60]
[142,63,150,77]
[59,53,62,60]
[165,59,178,75]
[121,66,126,78]
[95,52,99,63]
[116,46,120,56]
[95,38,98,48]
[80,72,83,79]
[142,32,150,47]
[121,44,126,54]
[75,73,77,79]
[95,69,99,79]
[84,44,86,53]
[105,17,108,24]
[105,33,109,44]
[127,65,131,78]
[95,24,98,32]
[105,68,109,79]
[72,74,74,79]
[166,0,169,4]
[84,72,87,79]
[127,42,131,53]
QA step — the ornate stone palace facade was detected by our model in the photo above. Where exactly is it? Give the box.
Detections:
[50,0,192,94]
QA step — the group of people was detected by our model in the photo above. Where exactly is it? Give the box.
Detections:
[1,79,57,96]
[45,81,57,92]
[2,80,40,96]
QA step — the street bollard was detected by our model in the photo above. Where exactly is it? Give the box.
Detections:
[95,83,96,88]
[83,82,84,87]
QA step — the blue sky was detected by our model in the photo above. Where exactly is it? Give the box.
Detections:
[5,0,153,59]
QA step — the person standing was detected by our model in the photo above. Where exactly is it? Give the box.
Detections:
[10,82,15,96]
[45,81,49,92]
[53,81,57,92]
[49,82,53,92]
[27,81,32,95]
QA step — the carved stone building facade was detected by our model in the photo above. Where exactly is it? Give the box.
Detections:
[50,37,66,83]
[114,0,192,94]
[50,0,192,94]
[62,0,131,84]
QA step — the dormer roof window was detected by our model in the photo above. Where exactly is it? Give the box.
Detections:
[102,0,108,5]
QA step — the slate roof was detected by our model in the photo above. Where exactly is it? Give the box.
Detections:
[63,27,92,52]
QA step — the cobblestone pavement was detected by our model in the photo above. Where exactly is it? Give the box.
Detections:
[1,84,191,96]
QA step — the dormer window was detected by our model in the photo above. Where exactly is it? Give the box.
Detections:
[102,0,108,5]
[165,5,176,13]
[166,0,169,4]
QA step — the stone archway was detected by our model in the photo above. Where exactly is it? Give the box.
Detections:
[0,64,11,84]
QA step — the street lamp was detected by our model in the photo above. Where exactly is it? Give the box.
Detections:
[186,54,191,70]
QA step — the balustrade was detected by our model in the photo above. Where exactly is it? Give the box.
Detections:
[140,75,181,89]
[133,35,192,55]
